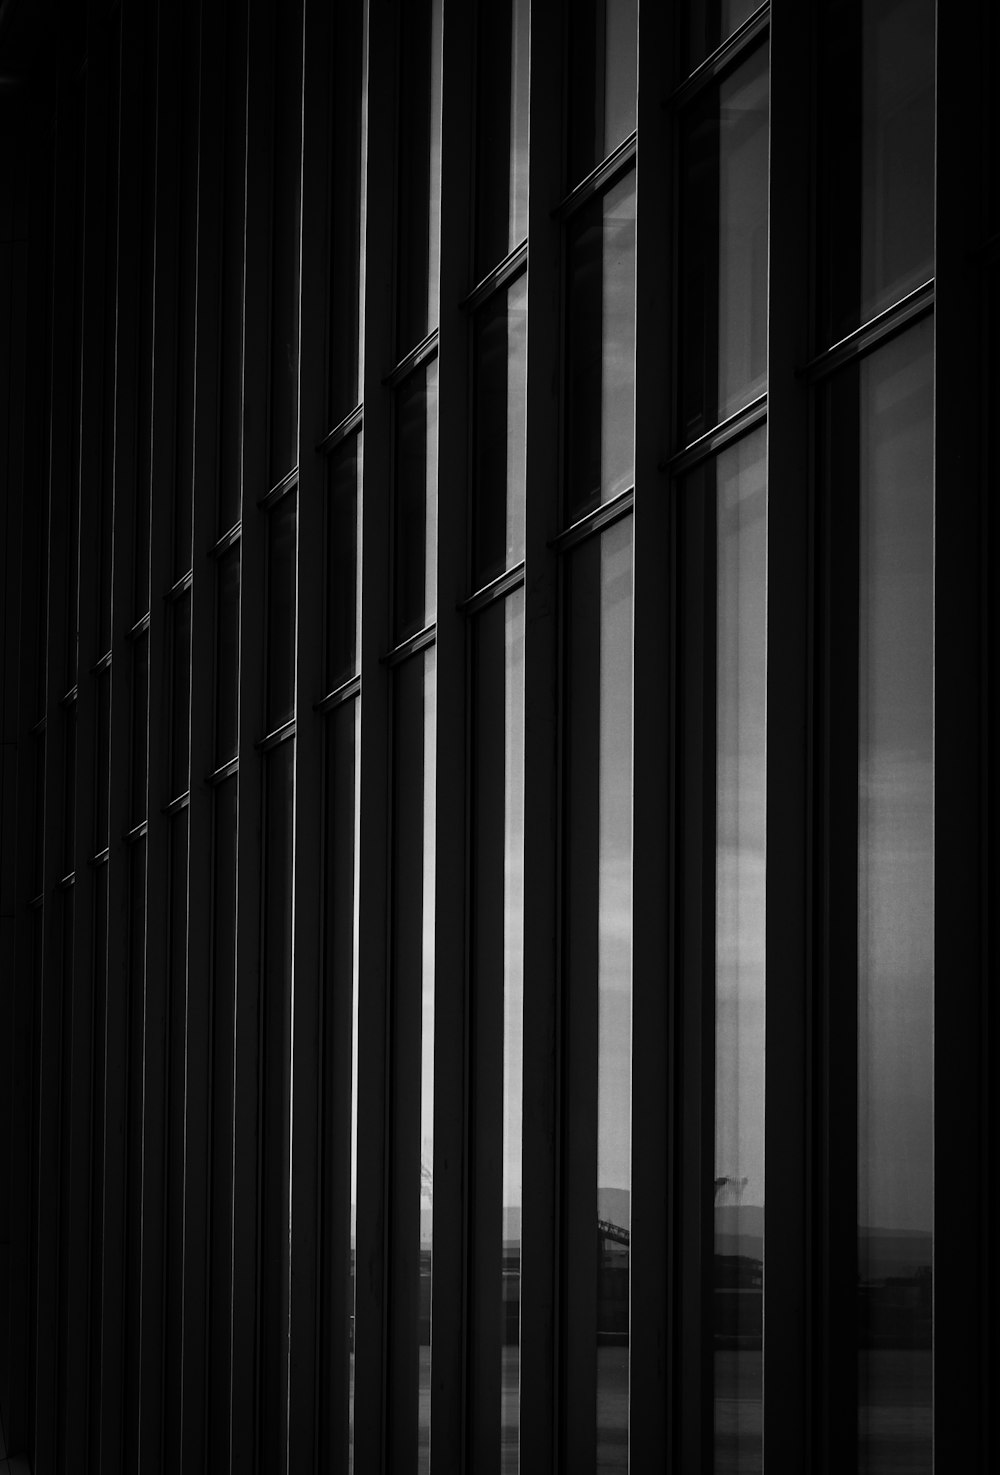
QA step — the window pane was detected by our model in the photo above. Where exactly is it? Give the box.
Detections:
[856,325,933,1471]
[171,591,192,801]
[266,492,297,732]
[131,632,149,828]
[568,0,638,184]
[95,670,110,854]
[394,364,439,642]
[326,438,361,692]
[470,592,525,1471]
[818,0,935,345]
[215,545,241,766]
[565,173,636,521]
[564,519,633,1473]
[218,2,248,536]
[387,650,436,1473]
[268,0,304,486]
[713,430,766,1472]
[329,0,365,425]
[475,0,530,273]
[396,0,443,352]
[678,44,768,444]
[683,0,761,73]
[319,700,360,1471]
[473,274,527,586]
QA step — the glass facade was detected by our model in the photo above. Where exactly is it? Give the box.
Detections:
[0,3,995,1473]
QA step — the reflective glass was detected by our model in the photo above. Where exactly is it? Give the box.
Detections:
[268,0,303,486]
[684,0,761,73]
[470,593,525,1472]
[171,592,192,801]
[473,275,528,586]
[568,0,638,184]
[215,545,240,766]
[266,493,297,732]
[713,429,766,1472]
[329,0,365,425]
[131,632,149,828]
[326,439,361,692]
[397,0,443,352]
[564,518,633,1473]
[95,670,110,854]
[818,0,934,345]
[678,44,768,444]
[565,173,637,520]
[856,325,933,1471]
[218,3,248,537]
[388,650,436,1473]
[320,701,360,1471]
[475,0,530,273]
[394,364,439,642]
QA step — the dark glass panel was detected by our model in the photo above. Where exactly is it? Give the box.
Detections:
[469,595,525,1471]
[131,633,149,828]
[32,734,45,897]
[817,0,934,345]
[568,0,638,184]
[266,493,297,731]
[683,0,761,73]
[268,0,304,486]
[565,172,636,521]
[326,439,360,691]
[475,0,530,274]
[329,0,365,425]
[564,519,633,1472]
[218,4,249,536]
[678,44,768,444]
[472,274,528,586]
[387,651,436,1474]
[63,708,77,878]
[394,364,438,642]
[215,546,241,766]
[854,326,934,1471]
[259,740,295,1466]
[396,0,443,352]
[171,592,192,800]
[95,670,110,854]
[318,700,360,1471]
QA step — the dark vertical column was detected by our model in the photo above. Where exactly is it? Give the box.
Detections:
[933,1,989,1464]
[763,3,813,1471]
[285,0,333,1466]
[353,4,396,1468]
[432,1,475,1466]
[629,0,674,1462]
[518,2,562,1470]
[230,0,269,1459]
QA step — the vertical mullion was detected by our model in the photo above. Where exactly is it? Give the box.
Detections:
[138,1,183,1467]
[353,0,396,1464]
[99,7,143,1470]
[59,44,106,1471]
[763,3,812,1471]
[230,0,269,1460]
[432,1,475,1467]
[286,0,331,1464]
[629,0,673,1462]
[933,1,989,1462]
[517,1,563,1470]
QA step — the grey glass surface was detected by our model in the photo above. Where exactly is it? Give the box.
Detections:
[684,0,761,71]
[565,172,637,519]
[171,591,192,801]
[678,45,768,443]
[856,324,933,1471]
[713,428,766,1474]
[131,632,149,828]
[473,274,527,586]
[396,0,443,352]
[266,492,297,731]
[326,438,361,690]
[268,0,303,486]
[475,0,530,273]
[818,0,934,344]
[215,546,240,766]
[394,363,439,642]
[329,0,365,427]
[568,0,638,183]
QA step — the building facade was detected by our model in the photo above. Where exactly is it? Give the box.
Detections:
[0,0,997,1471]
